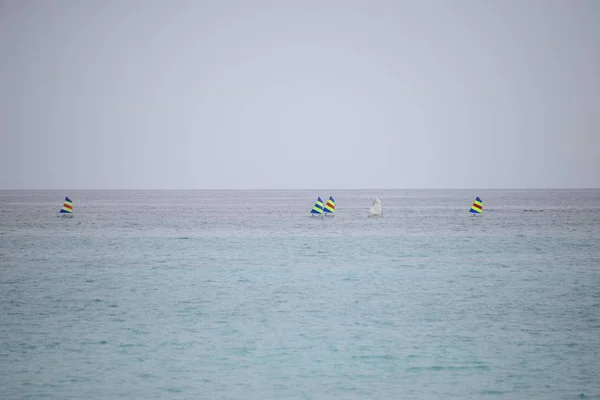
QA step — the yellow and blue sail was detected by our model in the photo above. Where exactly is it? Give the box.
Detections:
[323,196,336,214]
[60,197,73,214]
[311,197,324,215]
[470,196,483,214]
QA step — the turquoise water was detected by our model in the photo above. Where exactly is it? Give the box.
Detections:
[1,189,599,399]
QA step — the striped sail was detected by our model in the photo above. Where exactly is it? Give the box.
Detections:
[60,197,73,214]
[311,197,324,215]
[470,196,483,214]
[323,196,336,214]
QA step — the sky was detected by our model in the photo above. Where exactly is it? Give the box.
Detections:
[1,0,599,189]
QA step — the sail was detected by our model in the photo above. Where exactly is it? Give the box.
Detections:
[60,197,73,214]
[369,197,383,216]
[470,196,483,214]
[323,196,336,214]
[311,197,324,215]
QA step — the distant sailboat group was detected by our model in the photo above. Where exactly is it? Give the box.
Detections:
[310,196,336,217]
[57,194,483,220]
[309,196,483,217]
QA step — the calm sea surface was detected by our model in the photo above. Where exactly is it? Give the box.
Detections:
[1,190,599,399]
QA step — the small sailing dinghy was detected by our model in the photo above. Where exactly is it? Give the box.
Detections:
[311,197,325,216]
[368,197,383,217]
[323,196,336,217]
[470,196,483,215]
[59,196,74,217]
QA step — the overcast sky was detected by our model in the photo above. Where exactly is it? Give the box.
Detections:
[1,0,598,189]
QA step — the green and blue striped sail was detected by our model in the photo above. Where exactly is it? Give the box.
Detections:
[311,197,324,215]
[60,197,73,214]
[323,196,336,214]
[470,196,483,214]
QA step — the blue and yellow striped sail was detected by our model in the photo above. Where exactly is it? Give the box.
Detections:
[311,197,324,215]
[323,196,336,214]
[470,196,483,214]
[60,197,73,214]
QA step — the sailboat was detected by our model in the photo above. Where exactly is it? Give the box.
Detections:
[368,197,383,217]
[323,196,336,216]
[59,196,74,217]
[470,196,483,215]
[311,197,324,216]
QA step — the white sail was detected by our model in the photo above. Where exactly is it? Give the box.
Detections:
[369,197,383,217]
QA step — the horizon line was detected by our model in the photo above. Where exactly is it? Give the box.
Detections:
[1,187,599,191]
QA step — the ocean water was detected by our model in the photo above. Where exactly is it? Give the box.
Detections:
[1,189,599,399]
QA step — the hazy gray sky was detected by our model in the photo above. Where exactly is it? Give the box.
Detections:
[1,0,599,189]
